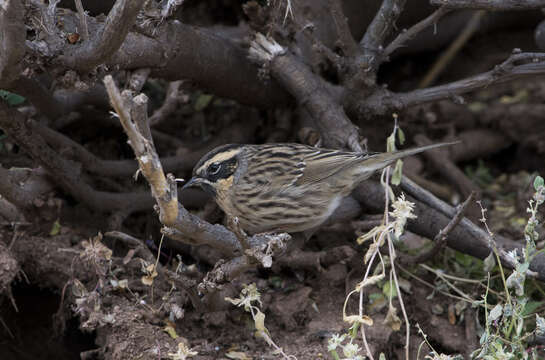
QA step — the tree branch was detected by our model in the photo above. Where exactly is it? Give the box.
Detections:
[249,34,362,151]
[329,0,359,56]
[353,179,545,281]
[357,52,545,116]
[0,101,154,213]
[60,0,147,71]
[74,0,89,41]
[360,0,406,70]
[384,6,452,58]
[149,81,185,126]
[431,0,545,10]
[402,192,474,265]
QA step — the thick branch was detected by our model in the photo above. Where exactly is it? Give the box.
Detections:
[38,8,290,108]
[60,0,147,71]
[250,35,361,150]
[431,0,545,10]
[329,0,359,56]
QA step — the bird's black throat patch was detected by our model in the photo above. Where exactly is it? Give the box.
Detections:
[200,182,217,196]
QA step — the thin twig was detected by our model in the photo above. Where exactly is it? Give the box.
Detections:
[149,80,185,126]
[403,192,474,265]
[357,52,545,115]
[384,6,452,58]
[431,0,545,10]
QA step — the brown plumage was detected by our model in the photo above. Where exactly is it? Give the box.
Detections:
[183,142,455,234]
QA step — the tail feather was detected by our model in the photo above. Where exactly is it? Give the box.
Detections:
[362,141,459,172]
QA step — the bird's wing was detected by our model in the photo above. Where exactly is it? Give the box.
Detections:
[294,148,366,186]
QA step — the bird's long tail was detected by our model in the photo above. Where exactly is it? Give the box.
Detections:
[361,141,459,173]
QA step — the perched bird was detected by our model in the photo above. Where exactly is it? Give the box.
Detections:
[183,142,454,234]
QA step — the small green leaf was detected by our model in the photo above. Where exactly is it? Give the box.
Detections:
[391,159,403,186]
[0,90,25,106]
[194,94,213,112]
[50,219,61,236]
[397,127,406,145]
[382,280,398,298]
[534,175,544,191]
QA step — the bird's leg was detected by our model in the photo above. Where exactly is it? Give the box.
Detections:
[226,216,251,250]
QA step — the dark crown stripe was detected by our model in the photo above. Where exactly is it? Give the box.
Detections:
[193,143,242,173]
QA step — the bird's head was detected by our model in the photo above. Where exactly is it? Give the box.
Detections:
[182,144,243,196]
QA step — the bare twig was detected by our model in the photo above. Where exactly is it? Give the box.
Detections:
[384,6,452,58]
[198,257,254,294]
[105,231,155,263]
[403,192,474,265]
[464,308,479,357]
[358,52,545,115]
[104,75,178,224]
[149,81,186,126]
[431,0,545,10]
[61,0,147,71]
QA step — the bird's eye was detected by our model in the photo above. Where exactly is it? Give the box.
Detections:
[208,162,221,175]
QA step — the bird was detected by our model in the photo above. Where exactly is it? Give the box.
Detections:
[182,142,455,234]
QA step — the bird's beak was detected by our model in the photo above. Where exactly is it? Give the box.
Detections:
[181,177,202,190]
